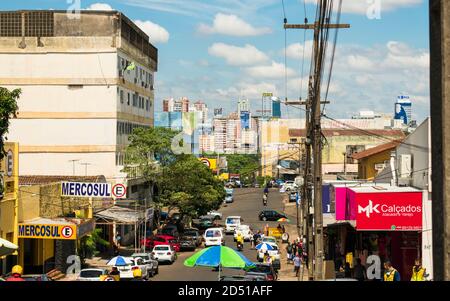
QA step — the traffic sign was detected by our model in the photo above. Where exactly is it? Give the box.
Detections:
[201,158,211,168]
[112,183,127,198]
[61,226,74,239]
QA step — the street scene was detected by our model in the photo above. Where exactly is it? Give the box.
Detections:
[0,0,449,285]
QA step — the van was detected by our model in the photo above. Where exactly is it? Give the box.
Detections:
[225,216,242,234]
[203,228,224,247]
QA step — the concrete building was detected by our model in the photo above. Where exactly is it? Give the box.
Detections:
[0,10,157,200]
[237,98,250,114]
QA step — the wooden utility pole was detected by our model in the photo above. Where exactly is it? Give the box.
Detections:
[285,0,349,280]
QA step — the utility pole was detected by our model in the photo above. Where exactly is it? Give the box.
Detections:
[80,162,91,176]
[69,159,80,176]
[285,0,349,280]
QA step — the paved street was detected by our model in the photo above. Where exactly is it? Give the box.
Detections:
[153,188,295,281]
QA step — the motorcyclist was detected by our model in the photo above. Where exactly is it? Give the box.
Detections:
[263,193,268,206]
[236,232,244,250]
[263,186,269,195]
[6,265,25,281]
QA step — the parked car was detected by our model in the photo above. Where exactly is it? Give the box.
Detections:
[192,216,216,231]
[245,263,278,281]
[256,243,280,262]
[219,275,265,281]
[128,257,151,279]
[141,235,181,252]
[179,235,197,251]
[115,262,137,280]
[281,180,298,192]
[77,269,108,281]
[152,245,177,264]
[225,216,242,234]
[258,209,287,221]
[182,228,203,246]
[207,211,222,220]
[203,227,225,247]
[233,225,253,242]
[131,253,159,277]
[158,224,180,238]
[289,192,298,202]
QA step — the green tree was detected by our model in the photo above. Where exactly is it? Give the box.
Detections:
[0,87,20,161]
[79,228,109,261]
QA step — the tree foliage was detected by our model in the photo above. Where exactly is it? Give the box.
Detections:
[124,128,225,218]
[0,87,20,161]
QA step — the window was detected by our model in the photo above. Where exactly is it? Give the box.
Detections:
[120,90,124,104]
[146,99,149,111]
[133,94,137,107]
[127,93,130,105]
[131,185,138,193]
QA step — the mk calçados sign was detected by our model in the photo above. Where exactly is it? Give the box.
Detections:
[60,182,127,199]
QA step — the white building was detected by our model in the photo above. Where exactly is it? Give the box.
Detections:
[0,10,157,200]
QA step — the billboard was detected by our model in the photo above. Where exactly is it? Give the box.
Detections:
[199,158,217,170]
[355,191,422,231]
[240,111,250,129]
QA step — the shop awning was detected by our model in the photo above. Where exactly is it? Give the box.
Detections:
[323,214,356,228]
[94,206,144,224]
[0,238,18,257]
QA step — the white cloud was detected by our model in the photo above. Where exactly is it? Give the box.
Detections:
[86,3,113,10]
[285,41,313,60]
[304,0,422,15]
[134,20,170,44]
[208,43,269,66]
[198,13,272,36]
[347,54,376,71]
[245,61,296,78]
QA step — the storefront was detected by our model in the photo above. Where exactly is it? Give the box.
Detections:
[17,217,94,274]
[327,184,424,280]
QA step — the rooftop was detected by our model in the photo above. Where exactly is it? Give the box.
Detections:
[19,175,107,186]
[351,140,402,160]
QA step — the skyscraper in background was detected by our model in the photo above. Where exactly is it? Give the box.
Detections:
[272,98,281,118]
[394,95,412,125]
[238,98,250,114]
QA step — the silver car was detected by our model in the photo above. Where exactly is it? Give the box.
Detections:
[77,268,108,281]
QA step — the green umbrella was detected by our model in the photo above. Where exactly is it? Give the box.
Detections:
[184,246,255,280]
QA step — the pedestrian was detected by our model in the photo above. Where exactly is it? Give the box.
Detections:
[353,258,366,281]
[344,262,352,278]
[5,265,25,281]
[411,259,427,281]
[116,232,122,248]
[383,261,401,281]
[282,225,286,234]
[292,240,298,257]
[252,232,259,249]
[286,242,293,264]
[293,253,301,277]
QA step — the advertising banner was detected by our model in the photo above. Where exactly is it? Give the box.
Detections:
[355,192,422,231]
[61,182,112,198]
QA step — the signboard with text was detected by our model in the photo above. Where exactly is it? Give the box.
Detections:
[355,192,422,231]
[18,223,77,240]
[61,182,112,198]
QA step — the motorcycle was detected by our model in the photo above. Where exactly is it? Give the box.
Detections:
[263,195,268,206]
[237,242,243,251]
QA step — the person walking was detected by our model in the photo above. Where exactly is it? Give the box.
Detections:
[286,242,293,264]
[383,261,401,281]
[252,232,259,249]
[353,258,366,281]
[293,253,301,277]
[292,240,298,258]
[411,259,427,281]
[344,262,352,278]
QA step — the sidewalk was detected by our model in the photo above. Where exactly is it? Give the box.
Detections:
[277,194,310,281]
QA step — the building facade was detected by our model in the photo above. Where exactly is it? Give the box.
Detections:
[0,10,157,200]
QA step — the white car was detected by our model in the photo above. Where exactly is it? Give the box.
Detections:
[77,268,108,281]
[225,216,242,234]
[152,245,177,264]
[131,253,159,277]
[129,257,151,279]
[233,225,253,241]
[257,243,281,262]
[282,181,298,192]
[203,227,225,247]
[115,264,135,280]
[261,236,277,245]
[207,211,222,220]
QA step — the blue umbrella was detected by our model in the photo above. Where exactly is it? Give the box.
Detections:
[107,256,132,266]
[255,243,275,251]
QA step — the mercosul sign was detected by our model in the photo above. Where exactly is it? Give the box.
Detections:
[61,182,111,198]
[355,192,422,231]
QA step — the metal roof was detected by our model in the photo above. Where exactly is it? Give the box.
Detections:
[94,206,144,224]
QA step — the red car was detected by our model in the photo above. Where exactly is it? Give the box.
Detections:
[141,235,181,252]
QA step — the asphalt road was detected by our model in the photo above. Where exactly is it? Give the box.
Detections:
[152,188,295,281]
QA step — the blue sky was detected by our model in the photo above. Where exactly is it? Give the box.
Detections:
[2,0,430,122]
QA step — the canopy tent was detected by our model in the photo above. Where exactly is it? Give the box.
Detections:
[0,237,18,257]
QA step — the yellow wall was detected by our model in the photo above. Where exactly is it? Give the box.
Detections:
[358,150,392,179]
